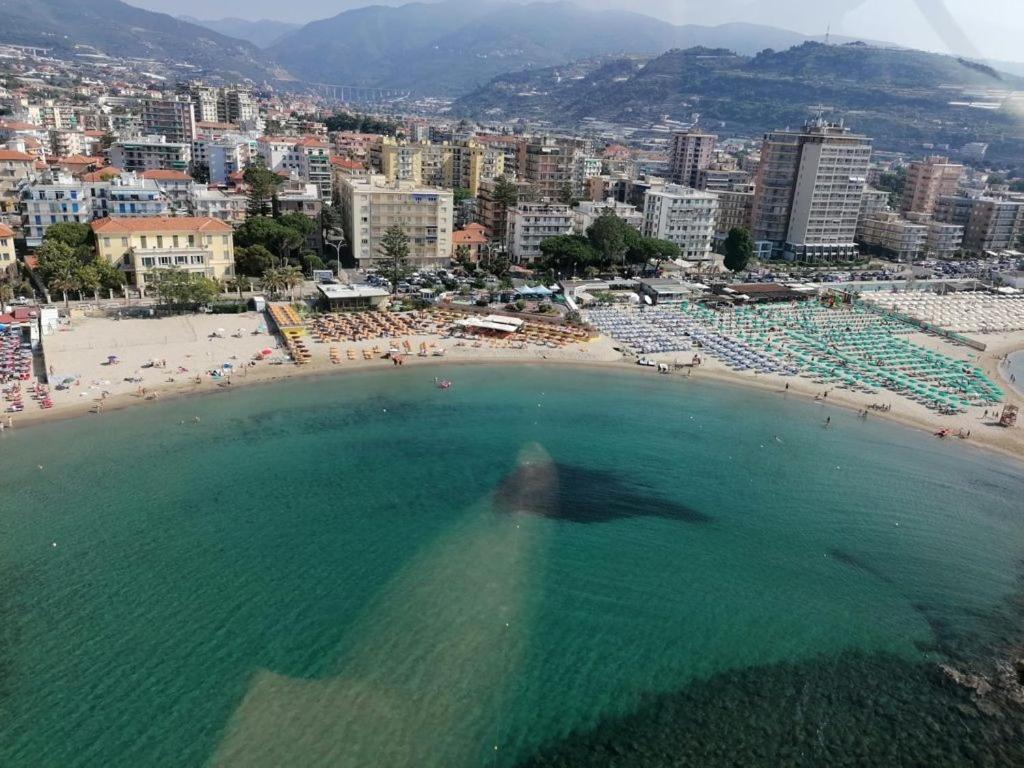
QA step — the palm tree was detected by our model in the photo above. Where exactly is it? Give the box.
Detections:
[281,265,304,302]
[261,267,285,299]
[49,265,80,310]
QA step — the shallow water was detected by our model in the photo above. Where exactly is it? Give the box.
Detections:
[1,365,1023,767]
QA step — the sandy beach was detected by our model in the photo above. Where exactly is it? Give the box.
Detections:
[7,309,1024,464]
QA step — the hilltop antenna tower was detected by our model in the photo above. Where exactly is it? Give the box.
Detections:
[825,24,831,45]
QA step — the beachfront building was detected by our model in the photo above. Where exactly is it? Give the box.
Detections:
[572,199,643,235]
[507,202,573,263]
[902,156,964,216]
[109,136,192,173]
[91,216,235,287]
[856,212,927,262]
[641,184,719,261]
[669,129,717,188]
[934,194,1024,255]
[338,174,454,268]
[752,119,872,261]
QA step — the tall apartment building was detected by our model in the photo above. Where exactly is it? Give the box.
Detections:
[517,138,576,200]
[141,97,196,144]
[857,212,927,262]
[908,215,964,259]
[507,202,573,263]
[184,85,256,127]
[752,120,872,261]
[698,167,750,192]
[193,135,257,185]
[642,185,719,261]
[669,130,717,188]
[935,195,1024,254]
[256,136,333,201]
[109,136,192,173]
[92,216,235,287]
[477,177,534,243]
[901,156,964,216]
[338,174,453,268]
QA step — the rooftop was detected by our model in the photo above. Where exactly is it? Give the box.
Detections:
[317,283,389,300]
[91,217,233,234]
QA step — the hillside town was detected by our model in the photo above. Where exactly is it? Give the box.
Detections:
[0,39,1022,452]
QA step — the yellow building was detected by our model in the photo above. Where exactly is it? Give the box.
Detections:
[0,223,16,271]
[372,138,502,196]
[91,216,235,287]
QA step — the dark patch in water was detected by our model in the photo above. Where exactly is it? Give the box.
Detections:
[494,461,711,525]
[826,547,891,583]
[515,650,1024,768]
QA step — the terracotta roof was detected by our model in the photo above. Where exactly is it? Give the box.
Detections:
[139,169,192,181]
[0,224,14,237]
[91,217,233,234]
[330,156,364,169]
[51,155,101,166]
[453,224,488,245]
[0,150,35,162]
[80,167,123,182]
[297,136,328,148]
[0,121,41,131]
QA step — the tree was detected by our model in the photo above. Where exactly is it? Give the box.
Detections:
[35,240,77,284]
[453,187,473,206]
[43,222,92,250]
[492,176,519,253]
[76,264,101,301]
[539,234,597,276]
[586,211,630,268]
[148,269,219,307]
[281,265,304,301]
[557,182,577,207]
[190,161,210,185]
[723,227,755,273]
[48,260,80,309]
[243,161,283,217]
[260,267,286,298]
[378,226,411,294]
[235,245,277,278]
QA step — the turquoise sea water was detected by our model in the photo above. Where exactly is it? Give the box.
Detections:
[2,365,1024,767]
[1006,349,1024,395]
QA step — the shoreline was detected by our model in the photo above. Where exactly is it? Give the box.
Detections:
[9,347,1024,467]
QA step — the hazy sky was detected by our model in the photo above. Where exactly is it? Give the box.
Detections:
[127,0,1024,62]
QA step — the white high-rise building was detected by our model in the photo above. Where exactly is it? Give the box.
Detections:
[753,120,872,262]
[339,175,453,268]
[507,202,573,263]
[642,185,719,261]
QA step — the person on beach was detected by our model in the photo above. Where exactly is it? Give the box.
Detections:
[825,416,831,427]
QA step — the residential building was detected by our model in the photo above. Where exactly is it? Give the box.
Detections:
[572,199,643,235]
[642,185,719,261]
[517,138,575,201]
[934,195,1024,254]
[21,172,96,245]
[452,222,489,262]
[902,156,964,216]
[698,167,750,192]
[194,135,257,186]
[669,130,717,188]
[296,137,333,201]
[109,136,191,173]
[276,180,324,252]
[139,169,193,205]
[141,97,196,144]
[507,202,573,263]
[0,223,15,269]
[857,212,927,262]
[713,183,755,238]
[0,148,36,212]
[924,218,965,259]
[753,120,872,261]
[338,174,453,268]
[188,187,247,225]
[91,216,235,287]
